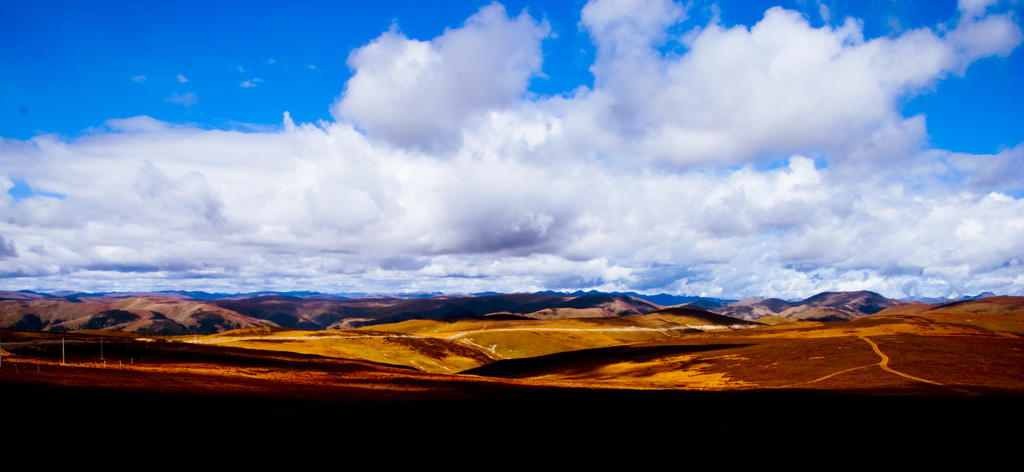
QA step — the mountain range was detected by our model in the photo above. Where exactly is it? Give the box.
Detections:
[0,288,955,335]
[687,290,905,323]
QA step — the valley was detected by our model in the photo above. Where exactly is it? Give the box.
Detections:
[2,292,1022,450]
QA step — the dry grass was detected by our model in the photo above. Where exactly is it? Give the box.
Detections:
[186,329,491,373]
[122,305,1024,393]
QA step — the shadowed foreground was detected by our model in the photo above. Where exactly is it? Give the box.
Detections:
[2,327,1021,456]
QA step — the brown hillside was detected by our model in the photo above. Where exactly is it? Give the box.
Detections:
[463,310,1024,392]
[916,296,1024,334]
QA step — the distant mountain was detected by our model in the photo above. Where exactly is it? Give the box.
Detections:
[873,296,1024,334]
[518,294,661,320]
[643,305,763,327]
[0,290,54,300]
[537,290,734,307]
[799,291,900,315]
[157,290,233,300]
[928,295,1024,315]
[902,292,998,304]
[686,290,902,322]
[0,291,661,334]
[3,289,999,333]
[0,295,274,334]
[6,288,743,306]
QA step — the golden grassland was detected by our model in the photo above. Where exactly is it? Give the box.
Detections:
[151,300,1024,393]
[4,298,1022,453]
[183,313,740,373]
[2,297,1021,395]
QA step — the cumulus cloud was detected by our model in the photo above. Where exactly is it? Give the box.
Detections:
[132,161,228,230]
[240,78,263,88]
[947,5,1023,73]
[177,74,188,83]
[569,3,1023,167]
[331,2,551,152]
[582,0,686,59]
[1,1,1022,298]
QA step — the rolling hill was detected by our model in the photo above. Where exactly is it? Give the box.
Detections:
[0,291,664,334]
[462,307,1024,392]
[185,304,751,372]
[691,290,902,322]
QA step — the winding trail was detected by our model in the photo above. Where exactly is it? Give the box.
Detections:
[188,334,417,344]
[780,336,975,394]
[795,364,875,386]
[189,323,755,346]
[859,336,975,395]
[453,338,504,360]
[439,325,749,340]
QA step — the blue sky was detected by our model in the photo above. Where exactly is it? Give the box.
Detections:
[5,0,1019,151]
[1,0,1022,298]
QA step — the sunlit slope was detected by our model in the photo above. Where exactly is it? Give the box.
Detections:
[108,296,274,334]
[464,312,1024,393]
[0,292,662,335]
[695,290,903,323]
[0,296,273,334]
[871,297,1024,334]
[184,306,754,372]
[522,294,662,319]
[217,293,662,329]
[633,306,763,328]
[1,299,108,330]
[188,327,492,373]
[359,306,757,361]
[870,303,936,316]
[914,296,1024,334]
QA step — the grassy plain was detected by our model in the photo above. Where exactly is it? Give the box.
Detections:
[2,297,1022,453]
[181,311,752,373]
[1,317,1022,454]
[157,299,1024,394]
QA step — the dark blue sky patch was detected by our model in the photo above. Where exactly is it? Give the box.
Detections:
[83,263,161,273]
[379,256,429,271]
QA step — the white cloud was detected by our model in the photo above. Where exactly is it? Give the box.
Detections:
[131,75,146,82]
[4,114,1022,297]
[165,91,197,106]
[331,3,551,152]
[567,4,1023,167]
[2,1,1022,298]
[0,235,16,259]
[951,143,1024,192]
[581,0,686,59]
[947,5,1023,72]
[818,2,831,23]
[177,74,188,83]
[959,0,1000,19]
[240,78,263,88]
